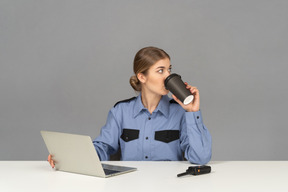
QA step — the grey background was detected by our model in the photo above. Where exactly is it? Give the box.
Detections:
[1,0,288,160]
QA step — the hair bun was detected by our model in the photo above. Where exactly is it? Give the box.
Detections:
[129,75,141,91]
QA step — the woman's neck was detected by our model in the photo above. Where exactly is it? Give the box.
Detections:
[141,90,162,114]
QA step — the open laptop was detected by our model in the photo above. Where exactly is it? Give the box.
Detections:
[40,131,136,178]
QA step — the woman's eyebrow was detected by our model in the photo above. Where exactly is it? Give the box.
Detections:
[155,65,172,69]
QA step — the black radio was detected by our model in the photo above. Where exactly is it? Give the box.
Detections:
[177,165,211,177]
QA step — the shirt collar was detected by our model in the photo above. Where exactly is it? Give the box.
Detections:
[133,94,170,118]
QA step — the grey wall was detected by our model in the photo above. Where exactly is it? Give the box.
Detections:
[1,0,288,160]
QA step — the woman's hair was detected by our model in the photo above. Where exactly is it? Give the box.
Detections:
[130,46,170,91]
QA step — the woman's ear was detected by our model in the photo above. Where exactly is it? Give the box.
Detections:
[137,73,146,84]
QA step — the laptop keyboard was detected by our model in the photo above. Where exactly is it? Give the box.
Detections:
[104,169,121,175]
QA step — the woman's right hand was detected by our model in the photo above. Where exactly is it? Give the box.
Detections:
[48,154,55,168]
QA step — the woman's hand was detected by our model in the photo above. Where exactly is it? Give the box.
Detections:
[47,154,55,168]
[172,82,200,112]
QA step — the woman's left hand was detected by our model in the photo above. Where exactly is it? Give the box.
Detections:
[172,82,200,112]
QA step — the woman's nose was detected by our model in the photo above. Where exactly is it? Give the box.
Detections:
[164,70,171,79]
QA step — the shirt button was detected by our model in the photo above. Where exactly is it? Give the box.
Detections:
[146,137,148,140]
[145,156,148,159]
[197,116,199,119]
[148,117,151,120]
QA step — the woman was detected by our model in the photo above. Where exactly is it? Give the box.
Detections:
[48,46,211,167]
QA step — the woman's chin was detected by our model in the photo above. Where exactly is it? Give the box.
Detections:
[162,90,170,95]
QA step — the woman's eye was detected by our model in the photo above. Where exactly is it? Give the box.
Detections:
[157,68,171,74]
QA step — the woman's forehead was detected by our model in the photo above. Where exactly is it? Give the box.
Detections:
[151,58,171,69]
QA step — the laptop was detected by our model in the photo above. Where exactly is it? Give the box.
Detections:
[40,131,137,178]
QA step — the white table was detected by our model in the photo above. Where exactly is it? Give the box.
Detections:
[1,161,287,192]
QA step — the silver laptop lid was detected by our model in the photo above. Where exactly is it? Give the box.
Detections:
[41,131,107,177]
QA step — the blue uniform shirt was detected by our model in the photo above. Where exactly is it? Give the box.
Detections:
[93,94,212,165]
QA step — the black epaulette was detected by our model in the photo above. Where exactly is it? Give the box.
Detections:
[169,99,179,104]
[114,97,137,108]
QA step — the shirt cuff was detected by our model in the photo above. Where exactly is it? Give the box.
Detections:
[185,110,203,125]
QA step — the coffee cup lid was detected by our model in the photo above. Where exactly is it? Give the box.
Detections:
[164,73,181,89]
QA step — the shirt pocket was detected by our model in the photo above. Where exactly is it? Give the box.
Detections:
[121,129,139,142]
[154,130,180,143]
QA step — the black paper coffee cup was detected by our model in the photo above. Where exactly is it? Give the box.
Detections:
[164,73,194,105]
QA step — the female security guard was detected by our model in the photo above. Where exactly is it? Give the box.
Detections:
[48,46,212,167]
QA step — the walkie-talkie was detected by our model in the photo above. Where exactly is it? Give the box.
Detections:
[177,165,211,177]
